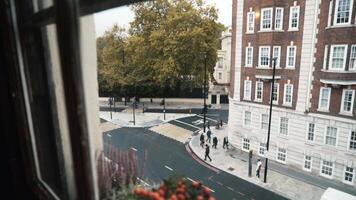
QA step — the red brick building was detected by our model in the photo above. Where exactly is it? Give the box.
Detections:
[229,0,356,187]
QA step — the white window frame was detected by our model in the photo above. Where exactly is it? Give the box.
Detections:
[242,138,250,152]
[279,117,289,136]
[275,7,284,30]
[261,114,269,130]
[320,160,334,179]
[325,126,338,147]
[349,45,356,71]
[247,11,255,33]
[329,45,348,71]
[340,89,355,115]
[303,155,312,172]
[258,46,270,68]
[348,130,356,152]
[271,82,279,104]
[286,45,297,68]
[318,87,331,111]
[260,8,273,31]
[244,80,252,100]
[276,147,287,164]
[306,123,315,142]
[218,72,222,80]
[323,45,329,70]
[255,81,263,102]
[273,46,281,68]
[283,84,293,106]
[289,6,300,30]
[245,46,253,67]
[344,166,355,185]
[327,0,334,27]
[217,57,223,68]
[258,142,266,157]
[244,110,252,126]
[334,0,354,25]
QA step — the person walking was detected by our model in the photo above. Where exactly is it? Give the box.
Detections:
[207,121,210,130]
[204,144,212,162]
[256,159,262,178]
[200,133,205,148]
[223,136,229,149]
[206,128,211,143]
[212,137,218,149]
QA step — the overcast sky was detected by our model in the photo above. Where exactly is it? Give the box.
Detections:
[94,0,232,37]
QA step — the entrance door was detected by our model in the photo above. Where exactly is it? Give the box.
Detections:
[211,95,217,104]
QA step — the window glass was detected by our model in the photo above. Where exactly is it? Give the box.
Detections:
[272,83,279,103]
[349,45,356,70]
[330,46,346,70]
[319,88,331,110]
[244,111,252,126]
[244,80,252,100]
[349,131,356,151]
[275,8,284,30]
[335,0,352,24]
[261,114,269,130]
[277,147,286,163]
[344,167,354,183]
[280,117,289,135]
[284,84,293,105]
[326,126,337,146]
[307,123,315,141]
[261,8,272,30]
[255,81,263,101]
[259,46,270,67]
[259,143,266,156]
[341,90,355,113]
[289,6,300,29]
[246,47,253,67]
[321,160,333,177]
[218,58,223,68]
[273,46,281,68]
[304,155,312,171]
[287,46,296,68]
[247,12,255,32]
[242,138,250,151]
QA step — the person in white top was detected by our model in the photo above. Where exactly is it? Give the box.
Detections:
[256,159,262,178]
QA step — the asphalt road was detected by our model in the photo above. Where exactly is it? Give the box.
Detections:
[103,127,287,200]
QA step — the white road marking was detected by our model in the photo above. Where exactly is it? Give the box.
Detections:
[131,147,137,151]
[205,186,215,193]
[186,177,195,182]
[227,186,234,191]
[174,119,200,129]
[186,177,215,193]
[196,115,219,123]
[192,119,204,125]
[164,165,173,171]
[136,177,150,186]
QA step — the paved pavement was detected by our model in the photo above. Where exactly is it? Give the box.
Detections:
[102,127,286,200]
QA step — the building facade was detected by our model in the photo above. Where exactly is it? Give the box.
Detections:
[209,30,232,105]
[229,0,356,187]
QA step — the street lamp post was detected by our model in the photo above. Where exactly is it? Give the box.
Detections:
[203,53,207,133]
[263,57,277,183]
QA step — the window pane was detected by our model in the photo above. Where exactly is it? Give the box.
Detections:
[342,90,354,112]
[350,46,356,70]
[331,46,345,69]
[308,123,315,141]
[262,9,272,29]
[326,127,337,146]
[350,131,356,151]
[336,0,351,24]
[261,114,269,130]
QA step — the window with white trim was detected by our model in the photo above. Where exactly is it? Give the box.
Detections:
[273,46,281,68]
[303,155,312,171]
[261,114,269,130]
[321,160,333,177]
[344,166,354,184]
[325,126,337,146]
[218,73,222,80]
[275,7,284,30]
[244,80,252,100]
[261,8,273,30]
[318,87,331,111]
[329,45,347,71]
[280,117,289,135]
[247,11,255,33]
[272,83,279,104]
[323,45,328,70]
[255,81,263,101]
[349,130,356,151]
[349,45,356,70]
[218,57,223,68]
[334,0,353,25]
[289,6,300,30]
[286,45,296,68]
[242,138,250,151]
[307,123,315,142]
[244,111,251,126]
[246,47,253,67]
[277,147,287,163]
[341,89,355,114]
[259,143,266,156]
[259,46,270,67]
[327,0,334,26]
[283,84,293,106]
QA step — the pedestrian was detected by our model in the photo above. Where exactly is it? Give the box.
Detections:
[207,121,210,129]
[220,119,223,127]
[212,137,218,149]
[256,159,262,178]
[223,136,229,149]
[200,134,205,148]
[204,144,212,162]
[206,128,211,143]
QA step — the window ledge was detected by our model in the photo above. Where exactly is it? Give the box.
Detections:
[343,181,354,186]
[282,103,292,107]
[303,168,312,173]
[244,65,253,68]
[245,32,255,34]
[258,29,273,33]
[287,29,299,32]
[276,160,286,164]
[278,135,289,140]
[254,99,263,102]
[326,24,356,29]
[257,66,271,69]
[320,174,333,180]
[243,98,251,101]
[345,151,356,156]
[321,69,355,73]
[305,142,315,146]
[317,108,329,113]
[339,112,353,117]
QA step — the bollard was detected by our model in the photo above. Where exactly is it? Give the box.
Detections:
[248,150,253,177]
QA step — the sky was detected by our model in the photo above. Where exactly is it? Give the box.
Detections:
[94,0,232,37]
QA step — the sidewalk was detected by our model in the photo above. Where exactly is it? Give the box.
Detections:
[188,126,349,200]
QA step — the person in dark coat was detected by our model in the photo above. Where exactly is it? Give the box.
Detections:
[200,134,205,148]
[212,137,218,149]
[223,136,229,149]
[206,129,211,143]
[204,144,212,162]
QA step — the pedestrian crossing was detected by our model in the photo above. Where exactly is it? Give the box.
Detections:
[149,123,193,143]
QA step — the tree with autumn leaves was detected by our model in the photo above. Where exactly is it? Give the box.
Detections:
[97,0,225,97]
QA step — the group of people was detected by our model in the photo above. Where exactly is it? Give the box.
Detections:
[199,127,229,162]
